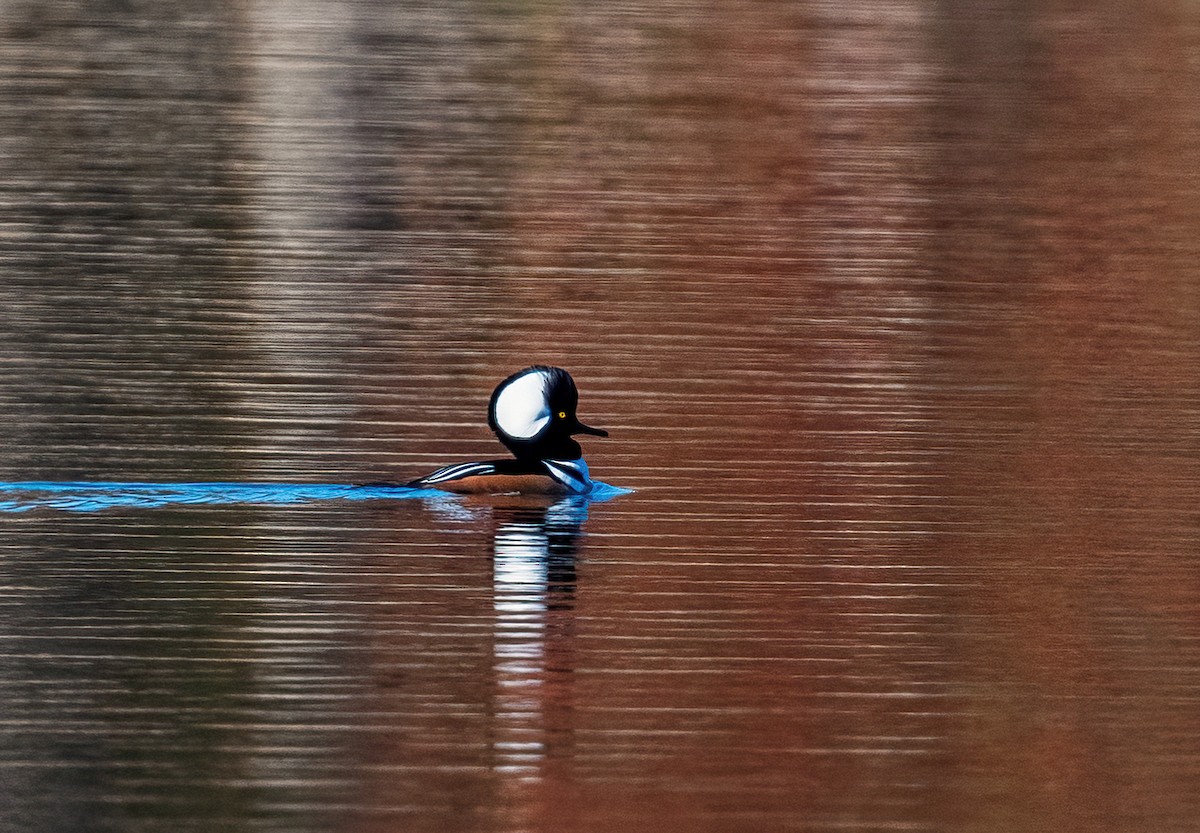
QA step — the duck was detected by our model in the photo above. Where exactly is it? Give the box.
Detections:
[407,365,608,495]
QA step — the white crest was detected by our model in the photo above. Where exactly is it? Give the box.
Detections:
[493,369,551,439]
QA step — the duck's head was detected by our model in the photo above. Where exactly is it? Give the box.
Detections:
[488,365,607,461]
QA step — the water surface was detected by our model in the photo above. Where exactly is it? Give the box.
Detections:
[1,2,1199,832]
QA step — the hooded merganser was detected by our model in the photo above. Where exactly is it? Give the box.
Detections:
[408,365,608,495]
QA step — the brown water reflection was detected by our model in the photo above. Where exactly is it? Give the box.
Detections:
[1,1,1199,832]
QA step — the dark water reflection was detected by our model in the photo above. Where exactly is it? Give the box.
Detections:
[2,1,1200,831]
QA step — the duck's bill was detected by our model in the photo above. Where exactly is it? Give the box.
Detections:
[573,420,608,437]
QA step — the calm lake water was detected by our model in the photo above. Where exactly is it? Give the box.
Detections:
[2,2,1199,831]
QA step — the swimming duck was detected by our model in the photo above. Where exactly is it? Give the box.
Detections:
[408,366,608,495]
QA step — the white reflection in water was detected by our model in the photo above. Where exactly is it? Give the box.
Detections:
[491,499,588,779]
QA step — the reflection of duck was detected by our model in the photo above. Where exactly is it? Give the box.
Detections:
[412,492,589,781]
[408,366,608,495]
[493,497,589,605]
[489,496,587,778]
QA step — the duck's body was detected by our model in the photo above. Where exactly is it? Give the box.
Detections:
[409,457,593,495]
[408,366,606,496]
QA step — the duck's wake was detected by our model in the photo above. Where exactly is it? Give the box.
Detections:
[0,480,630,513]
[0,481,421,513]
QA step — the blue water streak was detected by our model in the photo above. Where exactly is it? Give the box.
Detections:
[584,481,633,502]
[0,480,631,513]
[0,481,423,513]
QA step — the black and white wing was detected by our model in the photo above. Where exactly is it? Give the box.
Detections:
[541,458,594,495]
[407,461,499,488]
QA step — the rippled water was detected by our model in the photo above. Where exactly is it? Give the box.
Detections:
[2,2,1199,831]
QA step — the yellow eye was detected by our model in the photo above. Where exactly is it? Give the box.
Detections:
[558,411,567,419]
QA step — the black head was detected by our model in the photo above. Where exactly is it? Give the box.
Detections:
[487,365,607,461]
